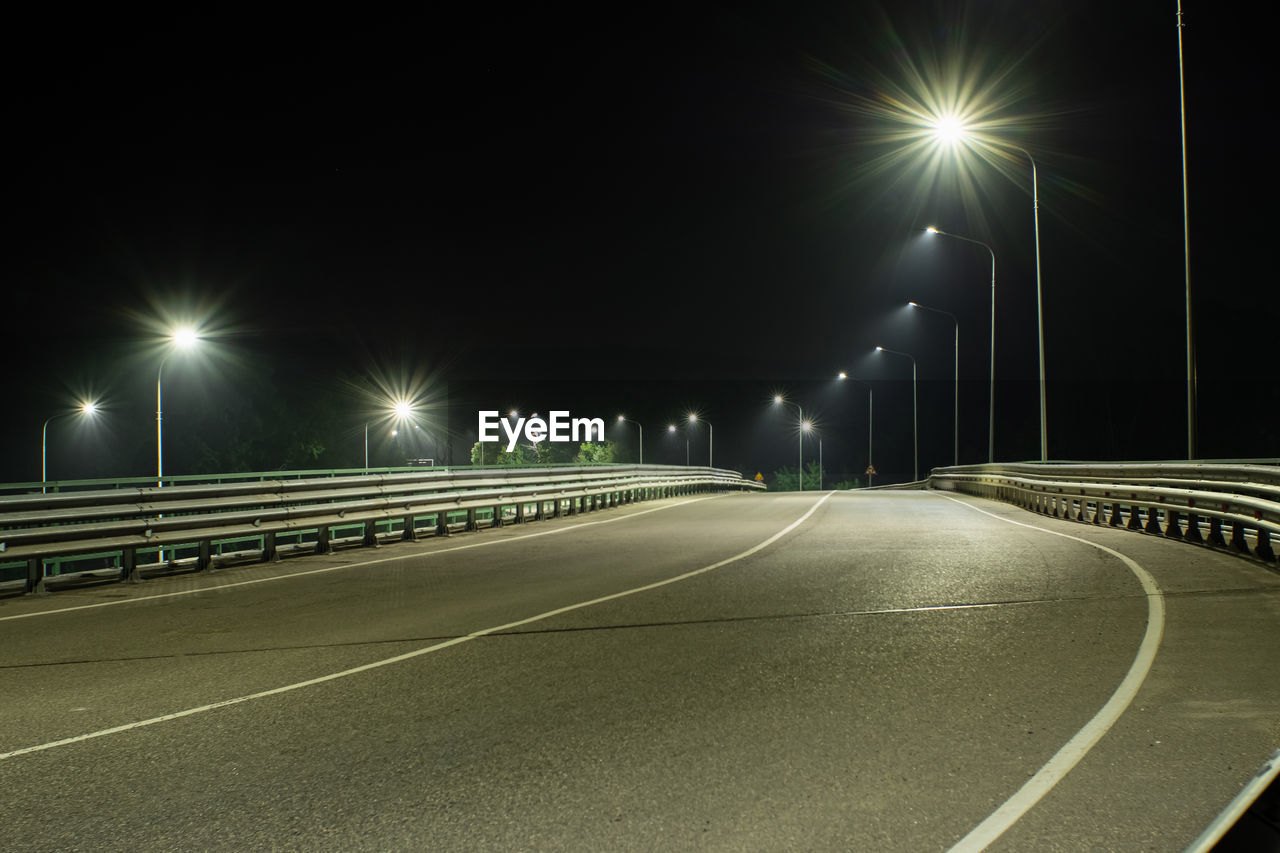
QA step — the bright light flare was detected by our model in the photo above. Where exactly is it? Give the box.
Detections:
[926,226,940,234]
[171,327,199,349]
[876,346,885,352]
[393,401,413,419]
[837,372,847,380]
[931,114,968,144]
[667,424,677,432]
[80,401,99,416]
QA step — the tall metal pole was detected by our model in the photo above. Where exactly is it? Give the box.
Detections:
[876,347,918,481]
[924,228,996,462]
[1014,145,1048,462]
[908,302,959,466]
[41,419,51,493]
[1177,0,1197,458]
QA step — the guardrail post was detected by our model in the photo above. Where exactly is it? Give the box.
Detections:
[1109,504,1125,527]
[1164,510,1183,539]
[1257,530,1276,562]
[363,521,381,548]
[1126,506,1144,531]
[196,540,212,571]
[491,505,503,528]
[1145,507,1163,535]
[1229,522,1249,554]
[26,557,46,595]
[1183,512,1204,543]
[262,532,280,562]
[515,502,527,524]
[435,512,450,537]
[466,507,479,531]
[316,525,332,554]
[122,548,140,583]
[402,514,418,541]
[1207,518,1227,547]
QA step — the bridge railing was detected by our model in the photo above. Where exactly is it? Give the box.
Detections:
[0,465,764,595]
[929,461,1280,564]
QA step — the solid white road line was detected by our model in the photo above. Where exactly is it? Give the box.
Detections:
[0,495,722,623]
[0,492,834,761]
[938,493,1166,853]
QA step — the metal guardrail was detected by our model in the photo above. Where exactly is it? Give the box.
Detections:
[929,461,1280,564]
[0,465,764,595]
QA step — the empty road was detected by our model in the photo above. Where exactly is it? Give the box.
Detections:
[2,490,1277,851]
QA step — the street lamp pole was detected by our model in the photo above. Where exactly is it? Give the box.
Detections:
[617,416,644,464]
[773,396,804,491]
[925,227,996,462]
[1177,0,1197,458]
[908,301,959,466]
[1010,144,1048,462]
[837,373,874,487]
[41,402,98,494]
[876,347,918,482]
[688,414,712,468]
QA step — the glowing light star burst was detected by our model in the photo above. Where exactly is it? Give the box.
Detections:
[811,11,1063,233]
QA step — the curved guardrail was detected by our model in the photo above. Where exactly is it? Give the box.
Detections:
[929,461,1280,564]
[1,464,764,595]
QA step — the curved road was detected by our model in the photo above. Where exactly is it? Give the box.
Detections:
[1,491,1277,851]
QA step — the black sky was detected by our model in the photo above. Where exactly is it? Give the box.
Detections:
[7,3,1276,486]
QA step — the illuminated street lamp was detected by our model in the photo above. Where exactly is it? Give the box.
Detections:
[875,346,918,482]
[366,398,417,472]
[41,401,99,493]
[924,226,996,462]
[688,413,713,468]
[908,300,959,466]
[803,421,822,489]
[617,415,644,464]
[773,395,805,491]
[157,327,200,489]
[836,372,874,487]
[667,423,688,465]
[931,125,1047,461]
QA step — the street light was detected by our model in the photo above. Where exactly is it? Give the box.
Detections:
[367,398,417,472]
[836,372,874,487]
[157,327,200,489]
[908,300,959,466]
[41,401,99,493]
[803,421,822,489]
[924,226,997,462]
[773,395,805,491]
[932,127,1047,461]
[687,413,712,468]
[875,346,918,482]
[616,415,644,464]
[667,423,688,465]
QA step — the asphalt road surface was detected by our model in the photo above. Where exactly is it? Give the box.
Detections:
[2,490,1277,851]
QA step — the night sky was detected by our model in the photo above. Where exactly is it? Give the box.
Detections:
[8,4,1275,487]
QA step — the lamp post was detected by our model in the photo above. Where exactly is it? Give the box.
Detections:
[687,414,712,468]
[41,401,99,493]
[929,124,1046,461]
[367,399,417,473]
[157,327,200,490]
[773,395,805,491]
[875,346,918,482]
[908,300,959,466]
[806,423,822,489]
[837,372,874,486]
[925,226,996,462]
[667,424,688,465]
[616,415,644,464]
[1177,0,1197,458]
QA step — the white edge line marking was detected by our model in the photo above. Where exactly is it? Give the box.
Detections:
[938,492,1166,853]
[0,496,723,623]
[1183,747,1280,853]
[0,492,834,760]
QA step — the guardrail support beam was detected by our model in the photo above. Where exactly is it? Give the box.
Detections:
[26,557,46,595]
[262,532,280,562]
